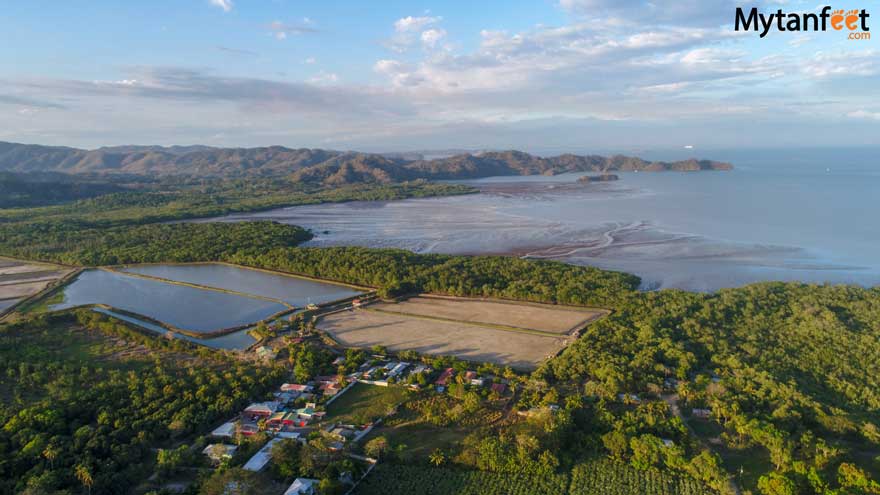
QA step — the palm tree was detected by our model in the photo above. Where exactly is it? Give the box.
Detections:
[429,449,446,466]
[42,445,58,469]
[75,464,94,495]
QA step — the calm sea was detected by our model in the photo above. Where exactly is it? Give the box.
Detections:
[212,147,880,292]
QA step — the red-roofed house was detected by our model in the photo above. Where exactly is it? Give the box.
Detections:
[491,383,507,394]
[435,368,454,386]
[244,401,281,417]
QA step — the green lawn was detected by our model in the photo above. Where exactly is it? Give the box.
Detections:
[325,382,412,424]
[361,420,472,460]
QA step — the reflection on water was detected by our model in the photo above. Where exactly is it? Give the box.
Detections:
[120,263,361,306]
[208,149,880,292]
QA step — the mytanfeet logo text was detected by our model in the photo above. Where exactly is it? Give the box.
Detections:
[736,6,870,40]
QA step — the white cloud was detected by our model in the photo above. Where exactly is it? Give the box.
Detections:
[421,28,447,48]
[308,71,339,85]
[304,57,316,64]
[394,16,441,33]
[267,20,318,41]
[803,50,878,78]
[847,110,880,120]
[209,0,233,13]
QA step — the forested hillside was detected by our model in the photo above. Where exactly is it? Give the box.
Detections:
[0,140,731,182]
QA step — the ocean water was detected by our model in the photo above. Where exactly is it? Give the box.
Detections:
[210,148,880,292]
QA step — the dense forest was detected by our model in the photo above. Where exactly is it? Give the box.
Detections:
[0,172,123,208]
[0,179,472,264]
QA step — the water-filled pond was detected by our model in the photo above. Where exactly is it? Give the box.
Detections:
[93,308,258,350]
[120,263,362,306]
[0,299,19,312]
[51,269,287,333]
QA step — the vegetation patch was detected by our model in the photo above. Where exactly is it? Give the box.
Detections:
[326,382,412,424]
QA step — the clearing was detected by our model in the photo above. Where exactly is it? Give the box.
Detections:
[371,295,605,334]
[325,382,412,424]
[318,295,605,369]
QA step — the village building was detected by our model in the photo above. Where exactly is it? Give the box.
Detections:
[255,346,277,361]
[692,408,712,419]
[388,362,410,377]
[238,422,260,436]
[320,381,342,396]
[281,383,314,393]
[491,383,507,395]
[284,478,319,495]
[243,438,281,472]
[244,401,282,418]
[435,368,454,386]
[211,422,236,438]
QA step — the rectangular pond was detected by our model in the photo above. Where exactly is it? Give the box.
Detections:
[93,308,258,350]
[0,299,19,313]
[119,263,363,307]
[51,269,287,333]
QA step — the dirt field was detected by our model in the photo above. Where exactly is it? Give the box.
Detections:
[0,258,73,303]
[318,308,572,369]
[372,296,605,334]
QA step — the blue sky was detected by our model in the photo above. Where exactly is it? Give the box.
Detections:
[1,0,878,152]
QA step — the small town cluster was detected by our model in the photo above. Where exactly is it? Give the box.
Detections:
[200,351,512,494]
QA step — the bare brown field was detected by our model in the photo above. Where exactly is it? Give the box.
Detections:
[0,280,55,300]
[373,295,606,334]
[0,258,73,303]
[317,305,592,370]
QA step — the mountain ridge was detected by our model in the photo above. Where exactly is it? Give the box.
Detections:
[0,141,733,184]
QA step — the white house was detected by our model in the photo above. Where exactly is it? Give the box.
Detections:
[284,478,319,495]
[243,438,281,472]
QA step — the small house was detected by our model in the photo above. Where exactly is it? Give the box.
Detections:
[435,368,454,386]
[284,478,319,495]
[389,362,410,377]
[243,438,280,472]
[320,382,342,396]
[281,384,313,393]
[211,422,236,438]
[490,383,507,395]
[244,401,282,418]
[255,346,276,360]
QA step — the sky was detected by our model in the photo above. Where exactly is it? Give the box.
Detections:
[1,0,878,152]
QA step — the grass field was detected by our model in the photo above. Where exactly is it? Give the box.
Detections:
[319,309,568,369]
[325,382,413,424]
[373,296,605,334]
